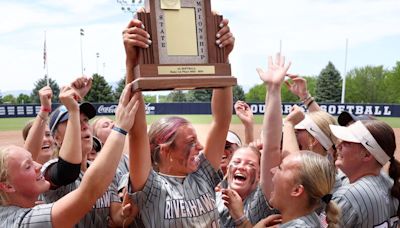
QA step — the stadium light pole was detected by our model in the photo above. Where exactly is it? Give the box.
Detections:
[80,28,85,75]
[96,52,100,74]
[341,38,348,104]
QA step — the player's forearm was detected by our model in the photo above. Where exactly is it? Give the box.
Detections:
[81,131,126,198]
[58,110,82,164]
[260,84,282,199]
[24,111,48,161]
[204,87,233,170]
[211,87,232,129]
[129,95,151,192]
[243,123,255,145]
[282,122,300,154]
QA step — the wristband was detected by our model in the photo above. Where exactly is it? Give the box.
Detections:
[305,99,315,108]
[234,214,247,226]
[41,106,52,113]
[301,93,311,102]
[112,126,128,136]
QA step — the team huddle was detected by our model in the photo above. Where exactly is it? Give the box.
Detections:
[0,14,399,228]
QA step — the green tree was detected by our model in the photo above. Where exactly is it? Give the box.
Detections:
[31,76,60,103]
[345,65,385,103]
[383,62,400,103]
[3,94,16,104]
[167,90,187,102]
[86,74,114,103]
[281,85,298,102]
[16,94,31,104]
[114,77,125,101]
[315,62,342,102]
[245,84,266,102]
[144,95,157,103]
[187,89,212,102]
[233,85,246,102]
[0,91,3,104]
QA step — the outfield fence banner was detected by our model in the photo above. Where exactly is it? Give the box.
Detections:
[0,103,399,118]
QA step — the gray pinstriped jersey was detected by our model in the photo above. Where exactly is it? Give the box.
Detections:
[333,172,399,228]
[217,185,277,227]
[128,153,223,228]
[40,159,120,228]
[0,204,53,228]
[279,212,321,227]
[332,169,348,193]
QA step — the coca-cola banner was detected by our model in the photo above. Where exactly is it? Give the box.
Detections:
[0,103,400,118]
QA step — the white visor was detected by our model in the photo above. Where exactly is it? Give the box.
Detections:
[226,131,242,147]
[295,115,334,151]
[329,121,390,166]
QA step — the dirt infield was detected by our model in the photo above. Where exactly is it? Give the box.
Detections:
[2,124,400,161]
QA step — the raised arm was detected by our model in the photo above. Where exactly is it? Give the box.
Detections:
[123,18,152,192]
[285,74,320,111]
[204,87,233,170]
[44,77,92,188]
[51,84,139,228]
[57,77,92,164]
[24,86,52,161]
[56,86,82,164]
[259,53,291,200]
[204,18,234,170]
[234,100,254,145]
[282,105,305,154]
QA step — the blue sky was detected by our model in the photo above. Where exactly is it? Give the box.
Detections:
[1,0,399,94]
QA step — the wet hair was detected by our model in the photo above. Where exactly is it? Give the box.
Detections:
[297,151,340,228]
[363,120,400,217]
[22,120,35,141]
[148,116,190,171]
[0,146,12,205]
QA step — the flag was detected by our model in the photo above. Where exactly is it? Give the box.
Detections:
[80,28,84,36]
[43,34,47,69]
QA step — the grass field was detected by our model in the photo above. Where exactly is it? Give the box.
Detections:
[1,115,400,131]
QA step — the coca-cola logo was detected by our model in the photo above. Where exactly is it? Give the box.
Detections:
[97,105,117,114]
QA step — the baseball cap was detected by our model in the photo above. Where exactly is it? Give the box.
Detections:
[49,102,96,134]
[329,121,390,166]
[337,111,373,126]
[92,136,102,152]
[295,115,334,151]
[226,130,242,147]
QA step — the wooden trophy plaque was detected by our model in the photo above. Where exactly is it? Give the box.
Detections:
[132,0,237,91]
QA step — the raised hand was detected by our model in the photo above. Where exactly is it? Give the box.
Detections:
[284,105,305,126]
[59,86,80,112]
[114,83,140,133]
[234,100,253,126]
[284,74,309,100]
[120,190,139,226]
[257,53,291,86]
[216,18,235,61]
[38,86,53,109]
[70,76,92,101]
[221,188,244,221]
[123,18,151,67]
